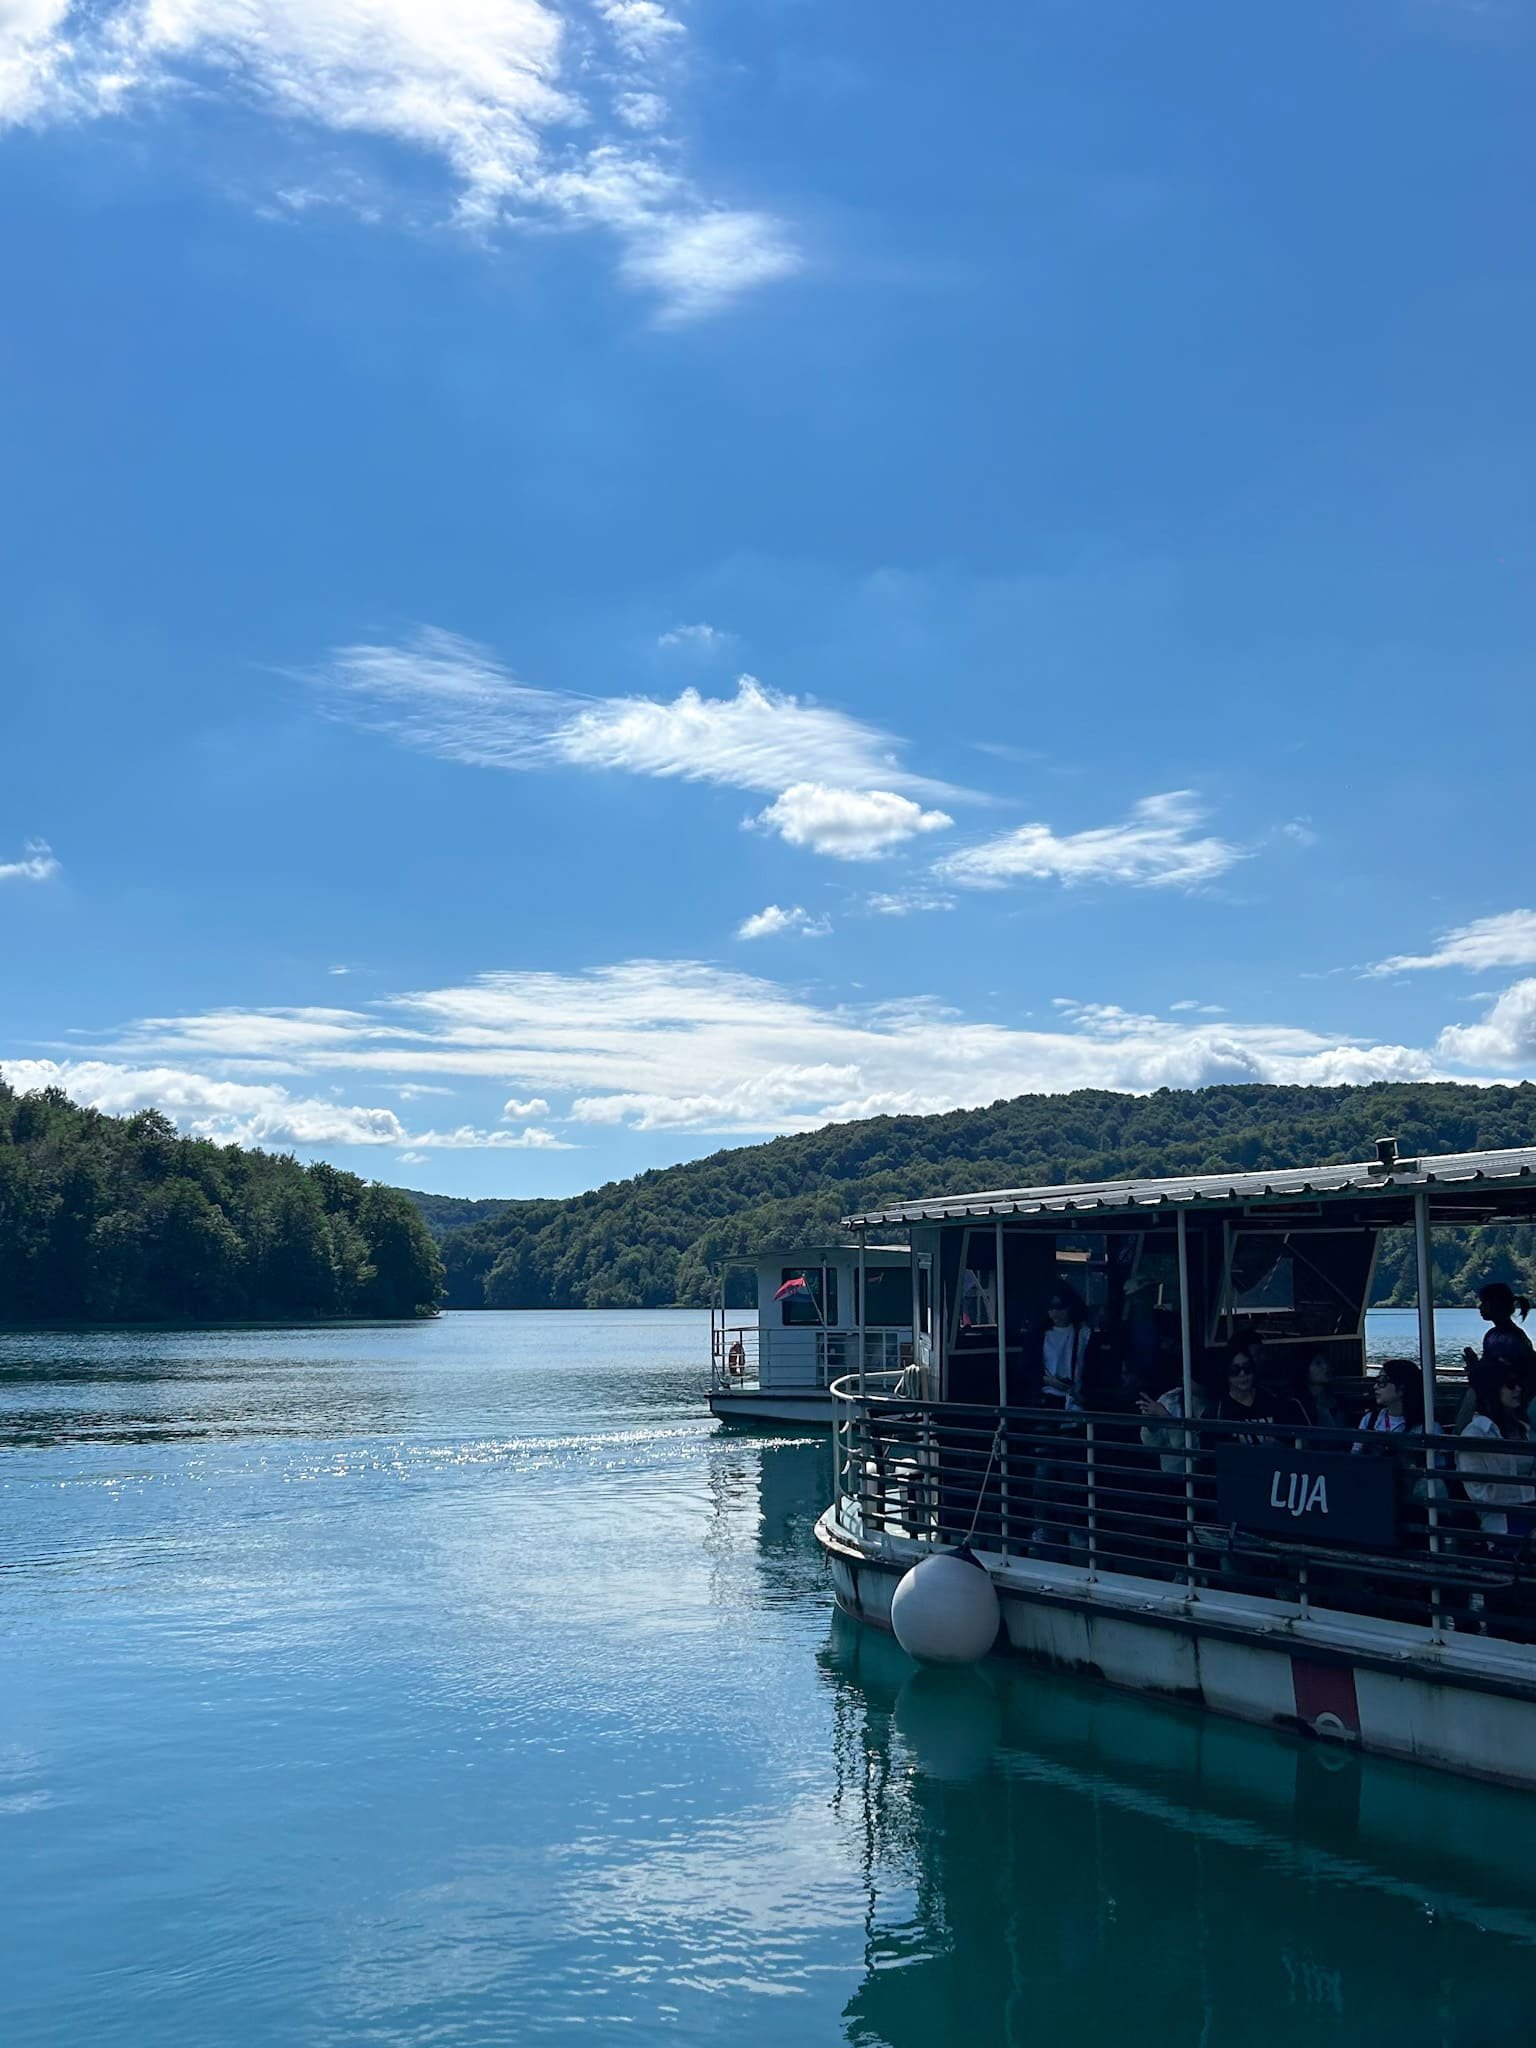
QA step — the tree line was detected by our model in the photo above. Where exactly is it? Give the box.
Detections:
[0,1079,443,1323]
[424,1082,1536,1311]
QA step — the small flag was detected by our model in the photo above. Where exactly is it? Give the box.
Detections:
[773,1276,812,1301]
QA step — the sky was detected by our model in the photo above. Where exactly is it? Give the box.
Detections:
[3,0,1535,1199]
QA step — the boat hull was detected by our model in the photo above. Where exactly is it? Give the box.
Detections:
[709,1389,831,1428]
[815,1509,1536,1791]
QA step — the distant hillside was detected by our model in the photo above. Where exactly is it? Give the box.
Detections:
[402,1190,513,1239]
[434,1082,1536,1311]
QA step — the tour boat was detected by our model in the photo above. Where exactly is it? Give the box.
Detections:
[815,1139,1536,1788]
[708,1242,913,1426]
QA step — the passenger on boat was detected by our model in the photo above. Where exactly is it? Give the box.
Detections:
[1024,1287,1103,1556]
[1210,1348,1307,1440]
[1035,1287,1099,1411]
[1459,1283,1536,1413]
[727,1338,747,1379]
[1354,1358,1424,1444]
[1295,1352,1342,1431]
[1137,1379,1210,1475]
[1457,1370,1536,1545]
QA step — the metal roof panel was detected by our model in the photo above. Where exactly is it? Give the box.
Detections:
[842,1145,1536,1229]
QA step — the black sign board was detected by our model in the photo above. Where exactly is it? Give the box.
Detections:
[1215,1444,1399,1550]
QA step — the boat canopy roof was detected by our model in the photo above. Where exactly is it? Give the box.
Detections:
[843,1143,1536,1230]
[718,1242,908,1266]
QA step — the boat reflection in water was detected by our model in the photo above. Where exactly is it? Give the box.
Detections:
[819,1613,1536,2048]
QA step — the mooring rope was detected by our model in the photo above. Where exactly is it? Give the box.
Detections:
[961,1415,1007,1551]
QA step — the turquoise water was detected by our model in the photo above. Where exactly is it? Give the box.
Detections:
[2,1309,1533,2047]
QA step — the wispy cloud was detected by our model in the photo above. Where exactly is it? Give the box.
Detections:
[939,792,1240,891]
[314,628,957,801]
[1368,910,1536,976]
[0,1,798,319]
[753,783,953,861]
[864,888,956,918]
[25,956,1460,1146]
[737,904,832,941]
[0,838,59,884]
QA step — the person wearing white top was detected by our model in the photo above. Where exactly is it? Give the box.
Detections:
[1029,1288,1096,1551]
[1459,1371,1536,1542]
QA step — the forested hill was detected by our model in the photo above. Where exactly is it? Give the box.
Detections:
[401,1190,512,1237]
[0,1080,443,1324]
[433,1083,1536,1311]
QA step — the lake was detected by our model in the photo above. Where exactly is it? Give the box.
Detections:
[3,1308,1533,2047]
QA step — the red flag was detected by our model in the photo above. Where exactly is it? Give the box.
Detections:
[773,1276,811,1301]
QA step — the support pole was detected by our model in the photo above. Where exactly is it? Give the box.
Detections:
[1414,1191,1443,1628]
[996,1218,1010,1552]
[1177,1208,1196,1588]
[857,1228,867,1398]
[1413,1190,1438,1427]
[995,1219,1007,1403]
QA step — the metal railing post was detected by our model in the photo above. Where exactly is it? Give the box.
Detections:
[1085,1416,1097,1578]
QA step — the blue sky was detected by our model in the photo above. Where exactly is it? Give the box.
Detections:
[3,0,1535,1197]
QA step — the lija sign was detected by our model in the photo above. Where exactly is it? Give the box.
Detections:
[1214,1444,1400,1550]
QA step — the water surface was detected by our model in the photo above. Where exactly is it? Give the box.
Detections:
[2,1310,1532,2046]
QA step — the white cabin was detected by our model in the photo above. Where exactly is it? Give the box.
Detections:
[709,1243,914,1427]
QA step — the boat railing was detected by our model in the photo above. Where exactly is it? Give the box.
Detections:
[711,1326,906,1395]
[711,1323,762,1392]
[828,1377,1536,1649]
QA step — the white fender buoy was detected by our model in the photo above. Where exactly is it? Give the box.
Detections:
[890,1550,1000,1666]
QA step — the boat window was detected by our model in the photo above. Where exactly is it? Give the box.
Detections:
[916,1261,932,1337]
[780,1265,837,1326]
[1127,1231,1181,1311]
[1212,1228,1376,1343]
[1230,1235,1296,1316]
[950,1228,998,1344]
[856,1265,910,1328]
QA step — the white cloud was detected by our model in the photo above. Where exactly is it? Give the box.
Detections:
[1436,981,1536,1067]
[617,206,800,324]
[411,1122,572,1149]
[614,88,666,131]
[0,0,796,319]
[1169,999,1226,1015]
[39,958,1459,1145]
[736,904,832,941]
[1370,911,1536,977]
[0,1060,409,1148]
[315,630,955,798]
[753,783,954,861]
[0,1056,572,1151]
[939,791,1240,891]
[598,0,684,59]
[657,621,729,652]
[502,1094,551,1116]
[0,838,59,884]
